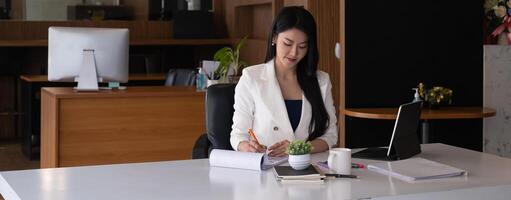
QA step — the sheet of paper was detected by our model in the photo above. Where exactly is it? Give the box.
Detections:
[209,149,288,171]
[262,154,288,170]
[209,149,265,171]
[201,60,219,79]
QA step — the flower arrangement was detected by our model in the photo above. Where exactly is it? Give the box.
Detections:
[417,83,453,108]
[286,140,312,155]
[485,0,511,44]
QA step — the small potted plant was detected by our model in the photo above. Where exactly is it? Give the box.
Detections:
[286,140,312,170]
[213,36,248,83]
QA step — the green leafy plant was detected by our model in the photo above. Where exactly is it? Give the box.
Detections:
[286,140,312,155]
[213,36,248,80]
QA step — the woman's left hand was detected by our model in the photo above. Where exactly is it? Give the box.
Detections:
[268,140,290,157]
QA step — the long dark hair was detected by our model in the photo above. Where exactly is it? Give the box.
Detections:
[265,6,329,141]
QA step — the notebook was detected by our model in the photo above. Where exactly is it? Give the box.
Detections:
[352,101,423,161]
[209,149,287,171]
[367,157,467,182]
[273,165,325,184]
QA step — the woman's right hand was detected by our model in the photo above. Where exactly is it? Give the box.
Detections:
[237,141,267,153]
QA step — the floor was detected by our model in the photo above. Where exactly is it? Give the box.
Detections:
[0,140,39,171]
[0,140,39,200]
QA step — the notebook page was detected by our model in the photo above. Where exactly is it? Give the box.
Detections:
[262,154,288,170]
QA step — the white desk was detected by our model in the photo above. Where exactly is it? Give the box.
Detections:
[2,143,511,200]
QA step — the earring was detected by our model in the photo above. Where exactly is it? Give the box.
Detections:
[271,42,275,46]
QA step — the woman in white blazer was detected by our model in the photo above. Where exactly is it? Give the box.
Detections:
[230,7,338,157]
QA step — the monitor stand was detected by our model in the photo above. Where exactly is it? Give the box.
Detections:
[75,49,99,91]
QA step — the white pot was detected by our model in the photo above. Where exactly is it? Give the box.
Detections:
[206,78,228,87]
[206,79,220,87]
[288,154,311,170]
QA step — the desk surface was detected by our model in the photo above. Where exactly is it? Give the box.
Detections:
[20,73,166,83]
[343,107,496,120]
[41,86,202,99]
[2,143,511,200]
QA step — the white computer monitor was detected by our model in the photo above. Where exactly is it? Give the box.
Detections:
[48,27,129,91]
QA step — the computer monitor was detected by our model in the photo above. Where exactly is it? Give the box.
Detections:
[48,27,129,91]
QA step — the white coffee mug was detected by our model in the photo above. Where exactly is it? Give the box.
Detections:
[327,148,351,175]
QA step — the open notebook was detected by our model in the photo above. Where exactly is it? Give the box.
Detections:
[209,149,288,171]
[367,157,467,182]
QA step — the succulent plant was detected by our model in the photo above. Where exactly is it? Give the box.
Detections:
[286,140,312,155]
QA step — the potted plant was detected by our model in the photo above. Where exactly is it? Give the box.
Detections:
[213,36,248,83]
[286,140,312,170]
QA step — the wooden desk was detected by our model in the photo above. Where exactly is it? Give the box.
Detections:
[18,74,167,160]
[40,86,205,168]
[342,107,497,143]
[343,107,496,120]
[20,73,167,82]
[3,144,511,200]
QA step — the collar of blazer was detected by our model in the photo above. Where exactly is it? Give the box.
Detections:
[257,59,295,136]
[255,59,330,139]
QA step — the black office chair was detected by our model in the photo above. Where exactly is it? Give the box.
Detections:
[192,83,236,159]
[165,69,197,86]
[130,54,162,74]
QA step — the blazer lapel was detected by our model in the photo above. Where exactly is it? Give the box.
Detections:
[258,60,294,138]
[294,93,310,141]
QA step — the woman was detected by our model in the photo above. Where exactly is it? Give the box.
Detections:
[230,6,338,157]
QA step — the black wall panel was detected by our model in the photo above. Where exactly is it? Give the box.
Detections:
[345,0,483,151]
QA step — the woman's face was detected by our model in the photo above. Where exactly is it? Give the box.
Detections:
[273,28,309,70]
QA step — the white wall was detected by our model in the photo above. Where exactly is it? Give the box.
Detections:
[483,45,511,158]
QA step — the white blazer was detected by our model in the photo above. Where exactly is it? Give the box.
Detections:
[230,59,338,151]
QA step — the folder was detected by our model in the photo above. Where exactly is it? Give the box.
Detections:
[367,157,467,182]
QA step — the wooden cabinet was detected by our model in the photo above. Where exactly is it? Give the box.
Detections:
[41,86,205,168]
[67,5,134,20]
[223,0,283,65]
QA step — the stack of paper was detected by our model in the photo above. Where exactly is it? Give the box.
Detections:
[209,149,287,171]
[367,157,467,182]
[273,165,325,184]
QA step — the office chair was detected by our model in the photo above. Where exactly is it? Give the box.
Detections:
[129,54,162,74]
[165,69,197,86]
[192,83,236,159]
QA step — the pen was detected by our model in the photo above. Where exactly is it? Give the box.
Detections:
[248,129,260,145]
[325,174,358,179]
[317,161,365,169]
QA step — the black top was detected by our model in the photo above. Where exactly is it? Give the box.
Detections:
[284,100,302,132]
